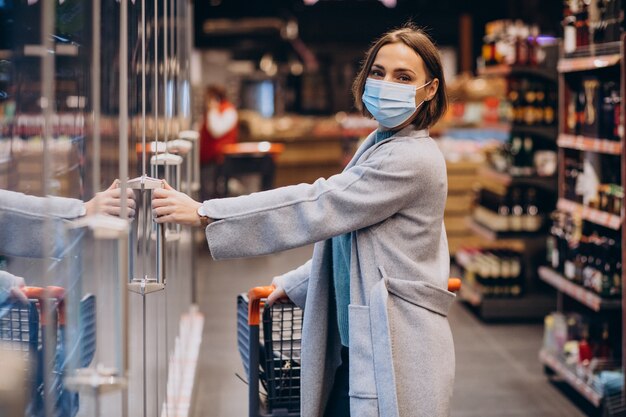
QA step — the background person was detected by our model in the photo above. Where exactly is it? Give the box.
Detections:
[199,84,238,199]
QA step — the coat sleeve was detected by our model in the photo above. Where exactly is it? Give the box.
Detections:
[0,190,85,258]
[202,142,435,259]
[273,259,311,309]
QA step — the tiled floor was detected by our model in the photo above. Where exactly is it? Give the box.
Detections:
[192,244,589,417]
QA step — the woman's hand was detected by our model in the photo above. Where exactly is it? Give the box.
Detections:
[267,277,291,306]
[152,180,204,226]
[0,271,27,304]
[84,180,136,218]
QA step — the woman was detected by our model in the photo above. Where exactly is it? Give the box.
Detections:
[199,84,238,199]
[153,24,454,417]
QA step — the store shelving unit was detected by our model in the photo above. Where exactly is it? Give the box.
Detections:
[459,63,559,320]
[537,37,626,413]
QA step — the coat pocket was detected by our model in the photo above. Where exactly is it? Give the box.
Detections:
[384,277,455,317]
[348,305,379,415]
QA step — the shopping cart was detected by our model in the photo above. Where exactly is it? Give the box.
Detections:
[238,278,462,417]
[0,286,96,417]
[238,286,302,417]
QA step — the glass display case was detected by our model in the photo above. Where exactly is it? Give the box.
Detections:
[0,0,198,416]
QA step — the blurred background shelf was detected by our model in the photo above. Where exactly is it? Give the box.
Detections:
[557,134,623,155]
[558,53,622,73]
[466,216,548,242]
[539,349,604,407]
[478,64,558,82]
[478,165,557,191]
[538,266,621,312]
[556,199,622,230]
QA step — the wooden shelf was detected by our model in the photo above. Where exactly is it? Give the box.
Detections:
[539,349,603,407]
[557,133,622,155]
[538,266,621,312]
[466,216,547,242]
[478,165,557,190]
[558,53,621,73]
[478,64,557,81]
[556,198,622,230]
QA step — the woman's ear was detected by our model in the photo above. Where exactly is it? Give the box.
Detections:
[426,78,439,101]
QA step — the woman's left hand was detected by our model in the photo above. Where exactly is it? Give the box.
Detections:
[152,180,204,226]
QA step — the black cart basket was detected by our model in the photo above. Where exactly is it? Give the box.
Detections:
[237,286,303,417]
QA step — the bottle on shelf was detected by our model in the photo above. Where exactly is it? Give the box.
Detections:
[563,1,578,55]
[545,88,557,126]
[575,0,590,49]
[596,323,612,359]
[578,326,593,366]
[523,187,542,232]
[510,188,525,231]
[582,77,600,138]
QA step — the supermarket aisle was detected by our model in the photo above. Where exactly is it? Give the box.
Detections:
[191,243,586,417]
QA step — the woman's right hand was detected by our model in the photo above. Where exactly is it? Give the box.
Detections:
[267,277,290,306]
[84,180,136,218]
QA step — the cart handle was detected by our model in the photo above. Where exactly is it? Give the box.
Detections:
[248,278,462,326]
[20,286,66,325]
[47,286,66,325]
[448,278,462,292]
[248,285,274,326]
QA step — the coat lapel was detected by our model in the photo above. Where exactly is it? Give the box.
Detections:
[344,127,430,171]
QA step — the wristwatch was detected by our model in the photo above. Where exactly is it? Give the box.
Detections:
[199,213,212,228]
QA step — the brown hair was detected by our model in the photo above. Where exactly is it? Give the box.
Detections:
[205,84,227,102]
[352,23,448,130]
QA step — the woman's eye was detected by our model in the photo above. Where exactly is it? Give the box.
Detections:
[398,75,412,82]
[370,69,383,78]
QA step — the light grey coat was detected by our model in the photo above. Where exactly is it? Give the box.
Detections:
[203,125,455,417]
[0,190,84,258]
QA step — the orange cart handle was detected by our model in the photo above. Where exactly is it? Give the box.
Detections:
[448,278,462,293]
[47,286,66,325]
[248,278,461,326]
[20,286,67,325]
[22,286,45,301]
[248,285,274,326]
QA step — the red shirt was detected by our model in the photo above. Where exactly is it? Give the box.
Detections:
[199,101,238,164]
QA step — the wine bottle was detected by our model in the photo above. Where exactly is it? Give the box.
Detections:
[564,0,578,55]
[510,188,524,231]
[523,187,541,231]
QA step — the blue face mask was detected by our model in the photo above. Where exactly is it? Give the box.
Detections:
[362,78,432,129]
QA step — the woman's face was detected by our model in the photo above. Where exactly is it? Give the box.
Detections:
[369,42,438,107]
